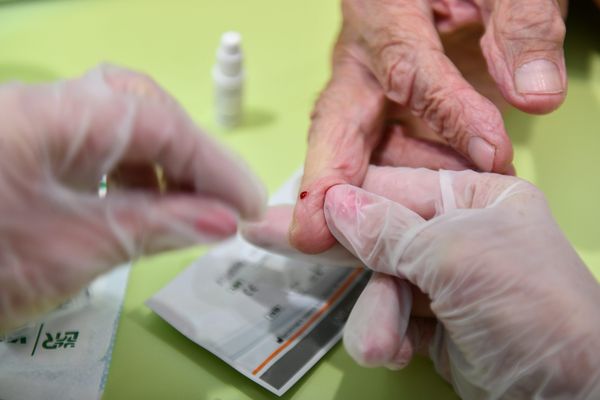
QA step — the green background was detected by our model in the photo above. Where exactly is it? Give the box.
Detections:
[0,1,598,399]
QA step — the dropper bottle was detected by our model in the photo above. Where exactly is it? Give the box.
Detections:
[213,31,244,127]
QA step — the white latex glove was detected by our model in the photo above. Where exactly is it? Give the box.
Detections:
[323,167,600,399]
[0,65,266,333]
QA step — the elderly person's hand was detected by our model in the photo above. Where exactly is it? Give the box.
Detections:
[0,65,266,333]
[290,0,568,254]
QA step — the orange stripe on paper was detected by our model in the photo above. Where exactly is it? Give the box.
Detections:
[251,267,363,376]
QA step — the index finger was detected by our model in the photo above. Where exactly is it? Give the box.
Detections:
[289,53,386,253]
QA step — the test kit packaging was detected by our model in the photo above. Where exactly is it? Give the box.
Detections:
[0,264,130,400]
[147,172,369,396]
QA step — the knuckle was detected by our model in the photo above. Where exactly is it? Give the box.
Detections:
[372,19,440,103]
[381,45,418,105]
[499,2,566,50]
[412,82,471,147]
[411,73,503,152]
[379,37,438,106]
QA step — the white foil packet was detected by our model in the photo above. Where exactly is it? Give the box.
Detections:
[147,172,369,396]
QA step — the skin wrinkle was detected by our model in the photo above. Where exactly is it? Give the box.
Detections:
[311,59,385,135]
[293,0,573,253]
[497,0,563,35]
[296,2,506,250]
[381,45,419,105]
[310,108,375,149]
[501,22,564,43]
[416,83,472,148]
[480,27,513,87]
[337,128,372,172]
[498,22,565,60]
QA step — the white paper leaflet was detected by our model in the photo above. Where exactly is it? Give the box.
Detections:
[0,264,130,400]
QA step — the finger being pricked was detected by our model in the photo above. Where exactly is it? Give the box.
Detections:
[289,54,387,254]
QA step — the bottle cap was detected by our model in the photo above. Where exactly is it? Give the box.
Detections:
[216,31,243,76]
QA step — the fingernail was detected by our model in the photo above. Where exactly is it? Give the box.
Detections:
[468,136,495,172]
[515,59,563,94]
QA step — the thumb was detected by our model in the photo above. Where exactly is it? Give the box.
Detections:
[323,184,426,277]
[480,0,567,114]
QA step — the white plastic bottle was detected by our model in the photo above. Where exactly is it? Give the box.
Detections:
[213,31,244,127]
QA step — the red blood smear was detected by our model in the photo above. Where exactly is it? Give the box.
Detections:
[299,191,308,200]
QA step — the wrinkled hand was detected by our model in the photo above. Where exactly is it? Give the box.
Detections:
[0,65,266,333]
[290,0,568,254]
[323,167,600,399]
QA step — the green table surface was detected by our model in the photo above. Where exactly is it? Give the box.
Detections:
[0,1,598,399]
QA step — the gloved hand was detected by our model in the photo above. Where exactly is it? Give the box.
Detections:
[290,0,568,255]
[0,65,266,333]
[323,167,600,399]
